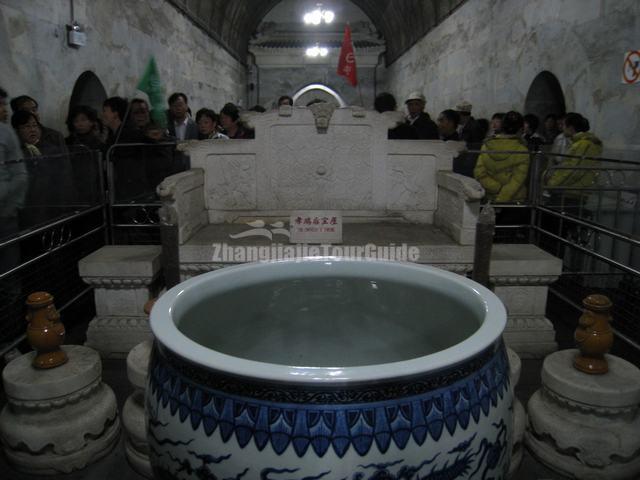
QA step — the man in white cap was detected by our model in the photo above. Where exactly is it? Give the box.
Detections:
[405,91,438,140]
[455,100,476,142]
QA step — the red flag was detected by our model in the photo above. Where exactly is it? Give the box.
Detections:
[337,24,357,86]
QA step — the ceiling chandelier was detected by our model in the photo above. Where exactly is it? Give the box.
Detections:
[303,5,335,25]
[305,44,329,57]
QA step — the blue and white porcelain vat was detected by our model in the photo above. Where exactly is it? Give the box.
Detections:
[147,258,513,479]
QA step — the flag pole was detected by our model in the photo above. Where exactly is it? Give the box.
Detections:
[357,82,364,108]
[353,32,364,107]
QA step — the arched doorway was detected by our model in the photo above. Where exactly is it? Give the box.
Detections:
[293,84,347,107]
[524,71,566,120]
[68,71,107,113]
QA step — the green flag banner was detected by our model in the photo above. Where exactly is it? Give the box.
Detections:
[136,56,166,128]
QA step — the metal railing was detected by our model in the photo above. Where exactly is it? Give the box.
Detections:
[466,147,640,349]
[0,141,187,351]
[0,149,107,351]
[105,141,185,244]
[3,142,639,352]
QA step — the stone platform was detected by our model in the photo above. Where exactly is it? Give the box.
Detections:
[0,345,120,475]
[179,221,474,277]
[122,340,152,478]
[526,349,640,479]
[79,246,163,358]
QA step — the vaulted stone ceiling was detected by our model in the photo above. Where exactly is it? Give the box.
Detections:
[168,0,466,64]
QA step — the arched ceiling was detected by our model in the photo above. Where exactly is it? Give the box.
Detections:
[168,0,466,65]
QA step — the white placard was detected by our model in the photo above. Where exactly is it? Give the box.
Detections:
[289,211,342,244]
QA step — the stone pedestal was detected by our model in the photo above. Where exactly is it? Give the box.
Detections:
[525,349,640,479]
[506,348,525,479]
[490,244,563,358]
[0,345,120,475]
[79,245,162,357]
[123,340,153,478]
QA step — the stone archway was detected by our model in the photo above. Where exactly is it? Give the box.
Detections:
[292,83,347,107]
[68,71,108,113]
[524,71,566,120]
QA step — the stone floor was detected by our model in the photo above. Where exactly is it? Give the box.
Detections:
[0,355,566,480]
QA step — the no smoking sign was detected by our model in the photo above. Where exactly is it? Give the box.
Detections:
[622,50,640,84]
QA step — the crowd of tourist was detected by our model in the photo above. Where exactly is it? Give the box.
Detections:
[373,91,602,205]
[0,84,603,233]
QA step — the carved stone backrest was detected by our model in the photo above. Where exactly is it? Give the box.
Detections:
[177,107,464,225]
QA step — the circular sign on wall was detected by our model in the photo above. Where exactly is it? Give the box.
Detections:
[622,51,640,84]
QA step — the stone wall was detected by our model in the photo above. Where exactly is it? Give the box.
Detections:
[383,0,640,154]
[0,0,246,131]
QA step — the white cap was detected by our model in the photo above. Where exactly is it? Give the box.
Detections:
[405,91,426,104]
[456,101,473,113]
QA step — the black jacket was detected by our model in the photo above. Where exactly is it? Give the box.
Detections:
[167,117,199,141]
[407,113,439,140]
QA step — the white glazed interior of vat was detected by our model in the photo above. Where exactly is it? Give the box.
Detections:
[151,258,506,383]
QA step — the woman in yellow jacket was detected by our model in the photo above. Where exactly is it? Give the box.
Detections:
[545,112,603,190]
[474,111,530,203]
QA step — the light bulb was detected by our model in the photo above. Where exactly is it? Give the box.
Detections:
[323,10,335,23]
[304,7,335,25]
[319,47,328,57]
[311,10,323,25]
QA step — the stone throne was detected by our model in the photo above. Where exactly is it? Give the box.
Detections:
[157,105,561,358]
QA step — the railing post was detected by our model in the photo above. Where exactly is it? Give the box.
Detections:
[158,205,181,289]
[105,146,116,245]
[529,151,545,244]
[472,203,495,289]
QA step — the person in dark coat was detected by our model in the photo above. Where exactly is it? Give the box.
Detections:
[404,92,438,140]
[523,114,545,151]
[10,95,66,152]
[277,95,293,107]
[65,105,105,204]
[374,93,418,140]
[130,98,152,131]
[11,110,74,228]
[65,105,105,151]
[437,109,461,141]
[455,101,477,143]
[103,96,150,202]
[143,122,181,194]
[195,108,228,140]
[166,93,198,141]
[220,103,254,139]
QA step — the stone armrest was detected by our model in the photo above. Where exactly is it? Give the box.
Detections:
[435,171,485,245]
[157,168,207,244]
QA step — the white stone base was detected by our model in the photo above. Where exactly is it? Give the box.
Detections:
[85,316,153,358]
[525,349,640,480]
[0,345,121,475]
[506,348,525,478]
[123,392,152,478]
[123,340,153,478]
[503,316,557,358]
[509,399,526,479]
[79,245,161,358]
